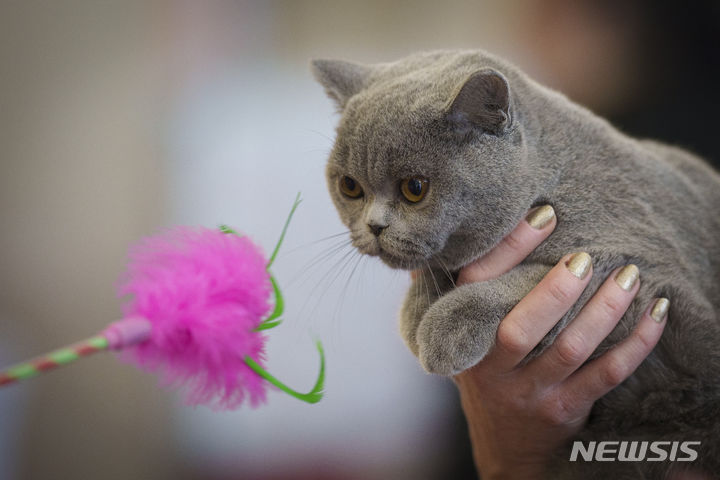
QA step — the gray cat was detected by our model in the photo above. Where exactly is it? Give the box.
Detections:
[312,50,720,479]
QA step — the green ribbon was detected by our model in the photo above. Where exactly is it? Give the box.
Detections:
[222,192,325,404]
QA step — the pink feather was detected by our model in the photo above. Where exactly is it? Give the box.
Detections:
[117,226,272,410]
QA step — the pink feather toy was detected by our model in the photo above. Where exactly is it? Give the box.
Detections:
[0,194,325,409]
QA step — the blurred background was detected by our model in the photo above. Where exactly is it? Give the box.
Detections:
[0,1,718,479]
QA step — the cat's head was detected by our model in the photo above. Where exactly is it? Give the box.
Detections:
[313,52,540,271]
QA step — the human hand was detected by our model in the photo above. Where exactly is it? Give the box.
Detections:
[453,206,668,479]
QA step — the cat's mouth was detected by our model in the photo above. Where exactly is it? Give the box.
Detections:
[374,241,433,270]
[351,232,430,270]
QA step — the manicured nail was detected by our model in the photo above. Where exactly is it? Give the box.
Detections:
[615,265,639,291]
[526,205,555,229]
[650,298,670,323]
[566,252,592,279]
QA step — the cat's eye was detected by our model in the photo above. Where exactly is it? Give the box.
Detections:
[339,176,363,198]
[401,178,429,203]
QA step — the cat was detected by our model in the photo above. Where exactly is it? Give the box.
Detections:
[312,50,720,479]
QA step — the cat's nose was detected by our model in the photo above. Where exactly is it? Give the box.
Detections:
[368,223,387,237]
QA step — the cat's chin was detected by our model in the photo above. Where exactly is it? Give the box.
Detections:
[377,248,426,270]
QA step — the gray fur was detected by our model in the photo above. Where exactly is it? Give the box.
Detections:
[312,50,720,478]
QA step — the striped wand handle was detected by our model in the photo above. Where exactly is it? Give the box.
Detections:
[0,317,151,387]
[0,336,109,386]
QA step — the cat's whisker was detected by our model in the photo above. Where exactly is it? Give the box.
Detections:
[285,245,350,289]
[282,231,350,257]
[309,247,360,346]
[273,239,353,347]
[304,128,335,144]
[338,253,371,349]
[344,251,364,300]
[302,147,334,155]
[436,258,457,288]
[325,250,359,346]
[285,238,352,287]
[424,260,442,298]
[331,250,364,329]
[358,255,369,298]
[411,269,422,328]
[296,244,357,324]
[420,265,431,312]
[322,248,359,302]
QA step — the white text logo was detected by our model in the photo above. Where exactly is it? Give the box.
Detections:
[569,441,700,462]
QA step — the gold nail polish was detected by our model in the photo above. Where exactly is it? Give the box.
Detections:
[566,252,592,279]
[650,298,670,323]
[615,264,640,291]
[526,205,555,229]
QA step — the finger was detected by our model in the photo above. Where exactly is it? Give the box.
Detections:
[560,298,669,410]
[524,265,640,385]
[486,252,593,371]
[458,205,556,285]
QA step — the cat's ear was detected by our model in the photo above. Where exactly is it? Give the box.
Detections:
[447,69,511,135]
[311,59,372,110]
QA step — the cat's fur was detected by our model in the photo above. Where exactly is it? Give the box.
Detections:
[312,50,720,479]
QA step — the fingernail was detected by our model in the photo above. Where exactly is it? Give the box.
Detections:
[650,298,670,323]
[615,264,640,291]
[526,205,555,229]
[566,252,592,279]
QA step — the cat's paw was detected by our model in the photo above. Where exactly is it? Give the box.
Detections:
[416,285,500,376]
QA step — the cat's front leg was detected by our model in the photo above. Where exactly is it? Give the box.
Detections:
[417,263,550,376]
[399,268,455,357]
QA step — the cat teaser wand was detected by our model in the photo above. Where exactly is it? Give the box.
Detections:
[0,194,325,409]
